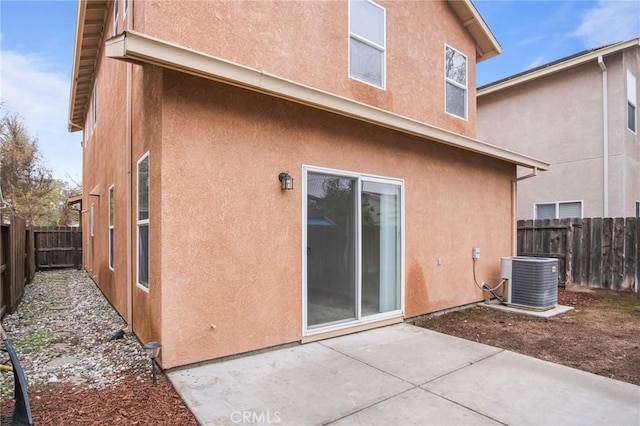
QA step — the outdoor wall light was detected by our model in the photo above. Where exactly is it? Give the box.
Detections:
[278,172,293,190]
[143,341,162,384]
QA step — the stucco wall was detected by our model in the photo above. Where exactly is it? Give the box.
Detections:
[478,48,640,219]
[137,0,478,138]
[81,2,129,319]
[157,70,514,368]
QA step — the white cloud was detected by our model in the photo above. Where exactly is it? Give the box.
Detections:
[0,47,82,182]
[573,1,640,48]
[527,55,548,69]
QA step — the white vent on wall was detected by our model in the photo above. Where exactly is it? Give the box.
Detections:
[501,257,558,310]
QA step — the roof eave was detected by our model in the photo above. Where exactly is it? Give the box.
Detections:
[447,0,502,62]
[478,38,640,96]
[68,1,87,132]
[67,0,109,133]
[106,30,548,171]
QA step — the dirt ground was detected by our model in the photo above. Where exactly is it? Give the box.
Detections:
[415,288,640,386]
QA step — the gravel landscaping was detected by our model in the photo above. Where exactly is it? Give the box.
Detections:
[0,269,149,394]
[0,269,197,425]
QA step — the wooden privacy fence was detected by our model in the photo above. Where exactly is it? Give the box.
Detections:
[517,218,639,291]
[0,214,36,316]
[33,227,82,270]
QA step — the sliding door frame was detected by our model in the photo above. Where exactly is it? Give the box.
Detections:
[302,165,405,337]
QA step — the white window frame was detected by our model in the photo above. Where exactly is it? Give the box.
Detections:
[137,153,150,291]
[534,200,583,219]
[91,84,97,131]
[108,184,115,271]
[348,0,386,89]
[90,203,95,237]
[113,0,119,36]
[302,165,405,337]
[627,70,637,134]
[444,44,468,120]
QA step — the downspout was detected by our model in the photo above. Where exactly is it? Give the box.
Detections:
[125,5,134,333]
[511,167,538,255]
[598,56,609,217]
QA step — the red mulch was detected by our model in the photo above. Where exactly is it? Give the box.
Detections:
[1,370,198,425]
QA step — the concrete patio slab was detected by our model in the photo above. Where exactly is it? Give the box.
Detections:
[168,324,640,426]
[328,387,500,425]
[168,342,413,425]
[321,323,502,385]
[423,350,640,426]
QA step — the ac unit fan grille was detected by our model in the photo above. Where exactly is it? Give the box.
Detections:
[511,259,558,308]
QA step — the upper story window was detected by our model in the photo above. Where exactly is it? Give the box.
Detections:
[445,45,467,120]
[627,70,636,133]
[113,0,119,35]
[349,0,385,89]
[535,201,583,219]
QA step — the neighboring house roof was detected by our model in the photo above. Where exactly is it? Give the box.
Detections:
[67,0,501,133]
[478,38,640,96]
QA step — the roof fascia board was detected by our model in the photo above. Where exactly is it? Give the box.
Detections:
[106,30,549,171]
[478,38,640,96]
[68,1,88,132]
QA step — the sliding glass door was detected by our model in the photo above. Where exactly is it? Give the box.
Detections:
[305,168,403,332]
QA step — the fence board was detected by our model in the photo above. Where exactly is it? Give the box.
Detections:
[623,218,637,291]
[589,218,603,287]
[612,218,625,290]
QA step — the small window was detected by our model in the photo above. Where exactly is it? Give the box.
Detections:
[628,70,637,133]
[636,201,639,218]
[137,153,149,289]
[90,203,95,237]
[445,45,467,119]
[535,201,583,219]
[124,0,128,16]
[349,0,385,88]
[91,84,97,130]
[109,185,115,270]
[113,0,119,35]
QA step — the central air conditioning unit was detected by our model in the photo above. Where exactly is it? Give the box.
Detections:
[500,256,558,310]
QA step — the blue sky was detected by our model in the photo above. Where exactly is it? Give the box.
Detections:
[0,1,638,182]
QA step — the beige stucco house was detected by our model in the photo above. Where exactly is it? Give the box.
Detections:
[478,39,640,220]
[68,0,547,369]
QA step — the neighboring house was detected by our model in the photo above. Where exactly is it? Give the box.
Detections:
[478,39,640,220]
[67,0,547,369]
